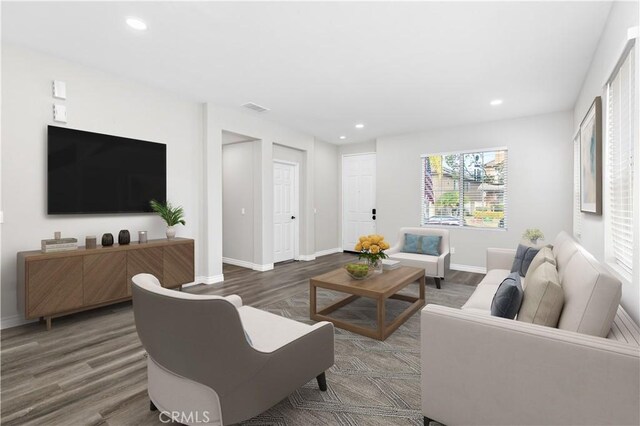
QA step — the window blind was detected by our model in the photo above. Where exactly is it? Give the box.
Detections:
[421,149,508,229]
[607,46,635,274]
[573,134,582,238]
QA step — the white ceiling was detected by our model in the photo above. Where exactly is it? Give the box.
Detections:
[2,1,612,144]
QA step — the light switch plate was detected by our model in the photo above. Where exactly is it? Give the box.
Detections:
[53,104,67,123]
[52,80,66,99]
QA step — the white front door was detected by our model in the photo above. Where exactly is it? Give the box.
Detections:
[274,161,298,263]
[342,153,376,251]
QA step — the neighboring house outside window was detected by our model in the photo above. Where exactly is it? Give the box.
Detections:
[421,148,508,229]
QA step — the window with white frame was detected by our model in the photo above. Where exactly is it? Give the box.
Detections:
[573,133,582,239]
[421,149,508,229]
[606,43,635,276]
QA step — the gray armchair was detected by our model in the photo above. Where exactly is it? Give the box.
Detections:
[131,273,334,425]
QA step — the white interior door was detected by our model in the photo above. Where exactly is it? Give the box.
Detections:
[274,161,298,262]
[342,153,376,251]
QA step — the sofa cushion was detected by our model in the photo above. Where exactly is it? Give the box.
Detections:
[479,269,511,286]
[491,273,524,319]
[403,234,441,256]
[461,283,500,313]
[388,252,439,276]
[517,262,564,327]
[511,244,540,277]
[553,237,579,282]
[238,306,313,353]
[524,246,556,285]
[556,246,621,337]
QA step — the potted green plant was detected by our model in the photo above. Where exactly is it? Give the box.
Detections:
[150,200,186,239]
[523,228,544,245]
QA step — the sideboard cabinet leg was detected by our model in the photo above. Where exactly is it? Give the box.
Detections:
[46,317,52,331]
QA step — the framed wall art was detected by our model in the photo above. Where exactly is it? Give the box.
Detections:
[579,96,602,215]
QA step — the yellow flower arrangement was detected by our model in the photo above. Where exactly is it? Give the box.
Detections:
[354,234,390,265]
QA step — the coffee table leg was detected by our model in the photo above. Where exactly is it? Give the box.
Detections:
[420,274,425,301]
[310,282,317,318]
[377,297,386,340]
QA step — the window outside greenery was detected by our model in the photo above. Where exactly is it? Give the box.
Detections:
[421,149,507,229]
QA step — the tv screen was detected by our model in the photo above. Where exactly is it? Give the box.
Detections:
[48,126,167,214]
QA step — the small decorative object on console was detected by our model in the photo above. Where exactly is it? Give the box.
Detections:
[85,236,97,249]
[522,228,544,245]
[41,236,78,253]
[138,231,148,244]
[101,233,114,247]
[150,199,186,240]
[355,234,390,274]
[118,230,130,245]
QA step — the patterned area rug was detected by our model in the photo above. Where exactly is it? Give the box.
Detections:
[242,281,475,425]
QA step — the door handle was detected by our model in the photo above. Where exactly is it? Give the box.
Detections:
[291,216,296,220]
[372,208,376,215]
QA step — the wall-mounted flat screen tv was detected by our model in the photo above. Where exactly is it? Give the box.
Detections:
[48,126,166,214]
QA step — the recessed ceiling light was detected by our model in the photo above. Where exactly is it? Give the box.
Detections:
[126,17,147,31]
[355,123,364,129]
[490,99,503,106]
[339,136,346,140]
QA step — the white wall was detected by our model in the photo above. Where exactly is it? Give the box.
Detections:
[376,111,574,269]
[573,1,639,324]
[314,139,340,253]
[222,141,255,264]
[1,44,205,327]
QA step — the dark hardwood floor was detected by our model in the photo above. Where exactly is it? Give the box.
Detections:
[0,253,483,425]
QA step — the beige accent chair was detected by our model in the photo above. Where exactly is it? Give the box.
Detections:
[131,274,334,426]
[421,232,640,426]
[387,227,450,288]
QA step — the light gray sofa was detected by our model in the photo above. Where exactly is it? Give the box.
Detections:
[421,232,640,426]
[131,273,335,426]
[387,227,450,288]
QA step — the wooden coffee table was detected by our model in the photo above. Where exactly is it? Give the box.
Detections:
[310,266,425,340]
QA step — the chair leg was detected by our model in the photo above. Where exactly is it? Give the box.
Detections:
[150,400,157,412]
[423,416,432,426]
[316,372,327,391]
[434,277,441,289]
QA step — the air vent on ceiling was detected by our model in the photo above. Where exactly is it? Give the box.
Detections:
[242,102,270,113]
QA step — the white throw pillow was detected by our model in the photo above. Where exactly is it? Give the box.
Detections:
[517,262,564,327]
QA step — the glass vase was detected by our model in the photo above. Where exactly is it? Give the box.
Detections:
[369,258,383,274]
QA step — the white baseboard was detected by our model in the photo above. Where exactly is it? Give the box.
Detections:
[1,314,36,330]
[450,263,487,274]
[184,274,225,287]
[299,247,342,262]
[253,263,274,271]
[315,247,343,257]
[222,257,273,272]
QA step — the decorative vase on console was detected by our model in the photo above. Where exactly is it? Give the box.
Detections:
[101,233,114,247]
[118,230,130,245]
[149,199,186,240]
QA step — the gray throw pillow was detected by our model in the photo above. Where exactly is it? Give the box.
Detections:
[491,272,524,319]
[511,244,540,277]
